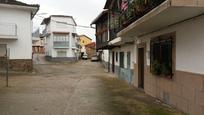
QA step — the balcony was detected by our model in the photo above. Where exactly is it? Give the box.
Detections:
[53,41,69,48]
[118,0,204,38]
[0,23,17,39]
[118,0,166,32]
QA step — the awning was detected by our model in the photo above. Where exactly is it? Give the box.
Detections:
[109,37,122,45]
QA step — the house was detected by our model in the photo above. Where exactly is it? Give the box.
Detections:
[91,10,110,70]
[79,35,92,57]
[41,15,79,61]
[32,29,44,54]
[0,0,39,71]
[94,0,204,115]
[85,42,96,59]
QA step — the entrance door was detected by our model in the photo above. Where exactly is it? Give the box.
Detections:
[112,52,115,73]
[0,44,7,57]
[138,48,145,89]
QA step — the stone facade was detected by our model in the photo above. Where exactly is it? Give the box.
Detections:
[9,59,33,72]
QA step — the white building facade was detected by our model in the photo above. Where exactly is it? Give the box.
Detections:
[0,0,39,71]
[42,15,79,61]
[95,0,204,115]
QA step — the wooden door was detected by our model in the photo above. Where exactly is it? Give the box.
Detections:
[138,48,145,89]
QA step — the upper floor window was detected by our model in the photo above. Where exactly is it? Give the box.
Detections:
[53,34,69,42]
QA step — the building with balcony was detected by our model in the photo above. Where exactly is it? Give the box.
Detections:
[91,10,112,71]
[0,0,39,71]
[41,15,79,61]
[94,0,204,115]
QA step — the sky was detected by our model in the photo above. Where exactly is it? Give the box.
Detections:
[19,0,107,41]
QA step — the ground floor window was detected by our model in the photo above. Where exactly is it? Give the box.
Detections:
[127,52,131,69]
[150,33,174,78]
[116,52,118,62]
[119,52,124,68]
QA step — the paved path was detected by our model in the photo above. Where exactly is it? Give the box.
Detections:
[0,60,184,115]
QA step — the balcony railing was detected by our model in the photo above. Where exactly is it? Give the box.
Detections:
[118,0,166,32]
[53,41,69,48]
[0,23,17,39]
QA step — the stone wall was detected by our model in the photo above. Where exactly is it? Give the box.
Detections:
[9,59,33,72]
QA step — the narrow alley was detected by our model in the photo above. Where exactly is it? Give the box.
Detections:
[0,60,184,115]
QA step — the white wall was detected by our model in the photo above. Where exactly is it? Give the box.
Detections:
[0,7,32,59]
[50,17,76,33]
[110,44,136,69]
[137,15,204,75]
[101,50,109,62]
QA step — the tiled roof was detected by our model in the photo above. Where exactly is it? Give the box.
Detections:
[0,0,39,7]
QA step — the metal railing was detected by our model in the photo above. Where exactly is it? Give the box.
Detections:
[53,41,69,48]
[118,0,166,31]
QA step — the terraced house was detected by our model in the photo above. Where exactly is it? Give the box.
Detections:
[93,0,204,115]
[0,0,39,71]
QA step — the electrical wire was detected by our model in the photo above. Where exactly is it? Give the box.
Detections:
[35,15,95,29]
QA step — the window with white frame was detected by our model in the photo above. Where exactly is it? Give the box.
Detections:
[53,34,69,42]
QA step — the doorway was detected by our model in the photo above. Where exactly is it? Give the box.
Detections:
[138,47,145,89]
[112,52,115,73]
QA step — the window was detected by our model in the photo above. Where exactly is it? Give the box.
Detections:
[116,52,118,62]
[57,51,67,57]
[127,52,131,69]
[119,52,124,68]
[150,33,174,77]
[53,34,69,42]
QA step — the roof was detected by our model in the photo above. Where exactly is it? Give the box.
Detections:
[85,42,96,48]
[0,0,39,7]
[0,0,40,18]
[41,15,77,26]
[79,35,92,41]
[104,0,114,9]
[91,9,108,25]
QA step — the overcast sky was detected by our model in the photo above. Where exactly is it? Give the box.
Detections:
[19,0,107,41]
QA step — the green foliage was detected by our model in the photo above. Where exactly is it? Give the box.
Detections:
[161,63,172,76]
[151,60,162,75]
[151,60,172,77]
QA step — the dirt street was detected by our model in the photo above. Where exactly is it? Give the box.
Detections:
[0,60,184,115]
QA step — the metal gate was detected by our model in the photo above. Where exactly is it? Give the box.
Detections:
[0,44,9,87]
